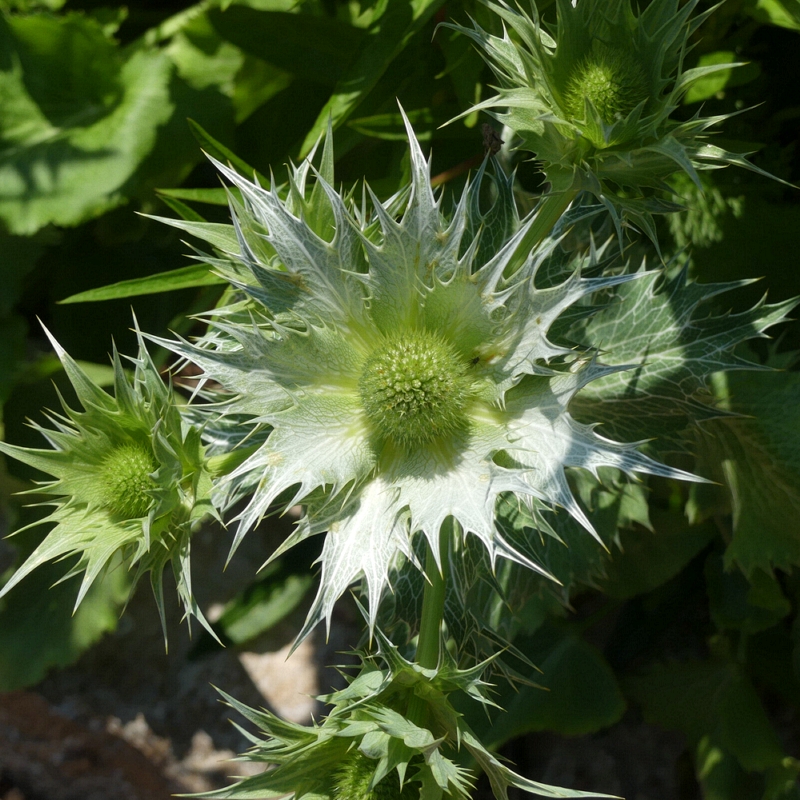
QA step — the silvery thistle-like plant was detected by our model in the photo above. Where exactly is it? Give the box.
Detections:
[155,113,698,649]
[0,329,215,637]
[447,0,786,246]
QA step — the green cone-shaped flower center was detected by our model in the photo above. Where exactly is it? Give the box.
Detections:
[98,442,157,519]
[564,44,647,124]
[359,331,469,448]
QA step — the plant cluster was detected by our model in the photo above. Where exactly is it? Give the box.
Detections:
[1,0,800,798]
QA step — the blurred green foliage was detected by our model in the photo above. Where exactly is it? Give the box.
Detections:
[0,0,799,797]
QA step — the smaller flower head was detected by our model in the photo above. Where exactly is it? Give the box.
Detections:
[203,637,613,800]
[0,326,215,639]
[446,0,787,242]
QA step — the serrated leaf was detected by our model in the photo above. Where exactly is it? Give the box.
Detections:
[569,268,796,449]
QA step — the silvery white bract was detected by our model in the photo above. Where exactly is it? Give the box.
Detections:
[156,114,695,640]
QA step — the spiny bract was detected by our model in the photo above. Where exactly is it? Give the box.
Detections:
[157,113,694,641]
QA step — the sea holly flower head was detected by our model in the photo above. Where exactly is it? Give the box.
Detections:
[447,0,784,242]
[0,328,215,638]
[157,113,695,641]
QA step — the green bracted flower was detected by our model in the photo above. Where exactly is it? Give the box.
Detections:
[0,328,216,638]
[155,114,696,641]
[200,636,613,800]
[446,0,787,246]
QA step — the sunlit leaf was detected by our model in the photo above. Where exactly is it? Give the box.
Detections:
[0,12,173,234]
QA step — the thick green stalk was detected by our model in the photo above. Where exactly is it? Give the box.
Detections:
[407,520,452,726]
[416,525,450,669]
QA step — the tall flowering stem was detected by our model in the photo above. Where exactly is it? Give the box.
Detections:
[415,523,450,672]
[405,520,452,732]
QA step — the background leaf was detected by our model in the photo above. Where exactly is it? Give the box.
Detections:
[0,553,130,690]
[0,12,174,234]
[690,368,800,576]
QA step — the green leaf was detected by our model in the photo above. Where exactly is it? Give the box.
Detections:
[165,10,244,93]
[142,215,241,252]
[348,109,434,141]
[683,51,760,105]
[690,369,800,576]
[764,759,800,800]
[627,659,785,773]
[0,12,174,234]
[747,0,800,30]
[299,0,447,157]
[705,553,791,635]
[0,554,129,690]
[717,673,786,772]
[215,565,314,645]
[471,622,625,745]
[187,118,268,184]
[207,6,366,87]
[156,186,232,205]
[74,360,117,387]
[157,192,208,222]
[598,508,717,600]
[59,263,224,303]
[492,468,653,602]
[231,55,294,124]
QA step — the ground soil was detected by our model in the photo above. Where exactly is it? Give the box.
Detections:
[0,515,783,800]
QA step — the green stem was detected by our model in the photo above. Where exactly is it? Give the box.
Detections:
[406,520,452,726]
[506,182,580,277]
[416,525,450,669]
